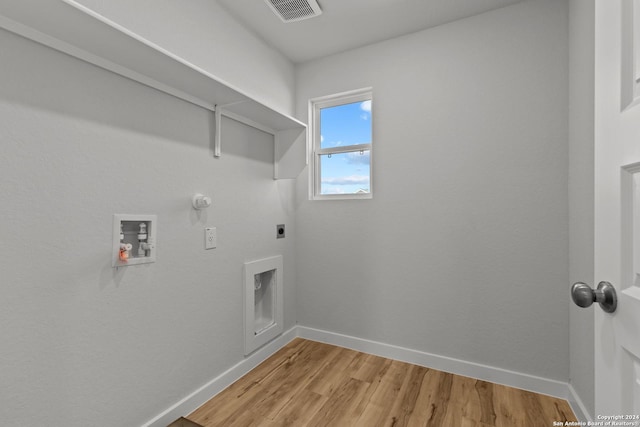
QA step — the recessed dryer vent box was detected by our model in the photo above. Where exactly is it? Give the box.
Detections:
[244,255,283,355]
[112,214,157,267]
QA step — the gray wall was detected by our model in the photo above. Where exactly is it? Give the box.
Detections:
[568,0,595,418]
[0,1,580,424]
[294,0,570,382]
[0,28,296,426]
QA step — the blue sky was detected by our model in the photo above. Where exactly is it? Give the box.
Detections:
[320,100,372,194]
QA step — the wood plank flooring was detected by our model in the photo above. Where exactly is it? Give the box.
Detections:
[187,339,577,427]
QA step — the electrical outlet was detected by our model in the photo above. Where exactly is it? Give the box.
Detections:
[205,227,217,249]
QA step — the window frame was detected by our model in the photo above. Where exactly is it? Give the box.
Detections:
[309,88,373,200]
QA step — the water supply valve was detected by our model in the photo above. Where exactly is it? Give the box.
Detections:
[112,214,157,267]
[119,243,133,262]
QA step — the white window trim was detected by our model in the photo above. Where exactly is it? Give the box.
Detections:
[308,88,373,200]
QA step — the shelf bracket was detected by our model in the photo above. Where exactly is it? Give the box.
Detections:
[214,106,221,158]
[212,104,306,178]
[213,103,278,159]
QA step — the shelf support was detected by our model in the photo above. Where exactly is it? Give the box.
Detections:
[214,106,222,158]
[213,104,277,159]
[213,104,306,179]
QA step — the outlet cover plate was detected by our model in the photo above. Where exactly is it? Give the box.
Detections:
[205,227,217,249]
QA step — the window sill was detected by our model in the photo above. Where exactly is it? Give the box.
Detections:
[312,193,373,201]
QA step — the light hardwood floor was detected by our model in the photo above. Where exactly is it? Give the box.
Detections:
[187,338,577,427]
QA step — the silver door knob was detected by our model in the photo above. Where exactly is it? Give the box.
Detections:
[571,281,617,313]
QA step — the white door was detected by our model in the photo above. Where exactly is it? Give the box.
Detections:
[594,0,640,418]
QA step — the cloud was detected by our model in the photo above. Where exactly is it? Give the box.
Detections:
[360,100,372,113]
[322,187,345,195]
[321,175,370,185]
[346,151,370,165]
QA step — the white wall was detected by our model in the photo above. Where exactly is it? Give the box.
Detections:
[568,0,595,418]
[295,0,570,382]
[71,0,296,114]
[0,28,296,426]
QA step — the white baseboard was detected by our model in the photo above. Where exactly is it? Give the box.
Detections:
[567,383,593,423]
[140,326,298,427]
[297,326,594,418]
[143,325,591,426]
[298,326,594,422]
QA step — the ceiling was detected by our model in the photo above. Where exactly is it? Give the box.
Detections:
[216,0,525,63]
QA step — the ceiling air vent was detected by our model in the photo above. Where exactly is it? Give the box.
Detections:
[264,0,323,23]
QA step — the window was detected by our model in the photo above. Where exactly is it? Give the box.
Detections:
[309,88,373,200]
